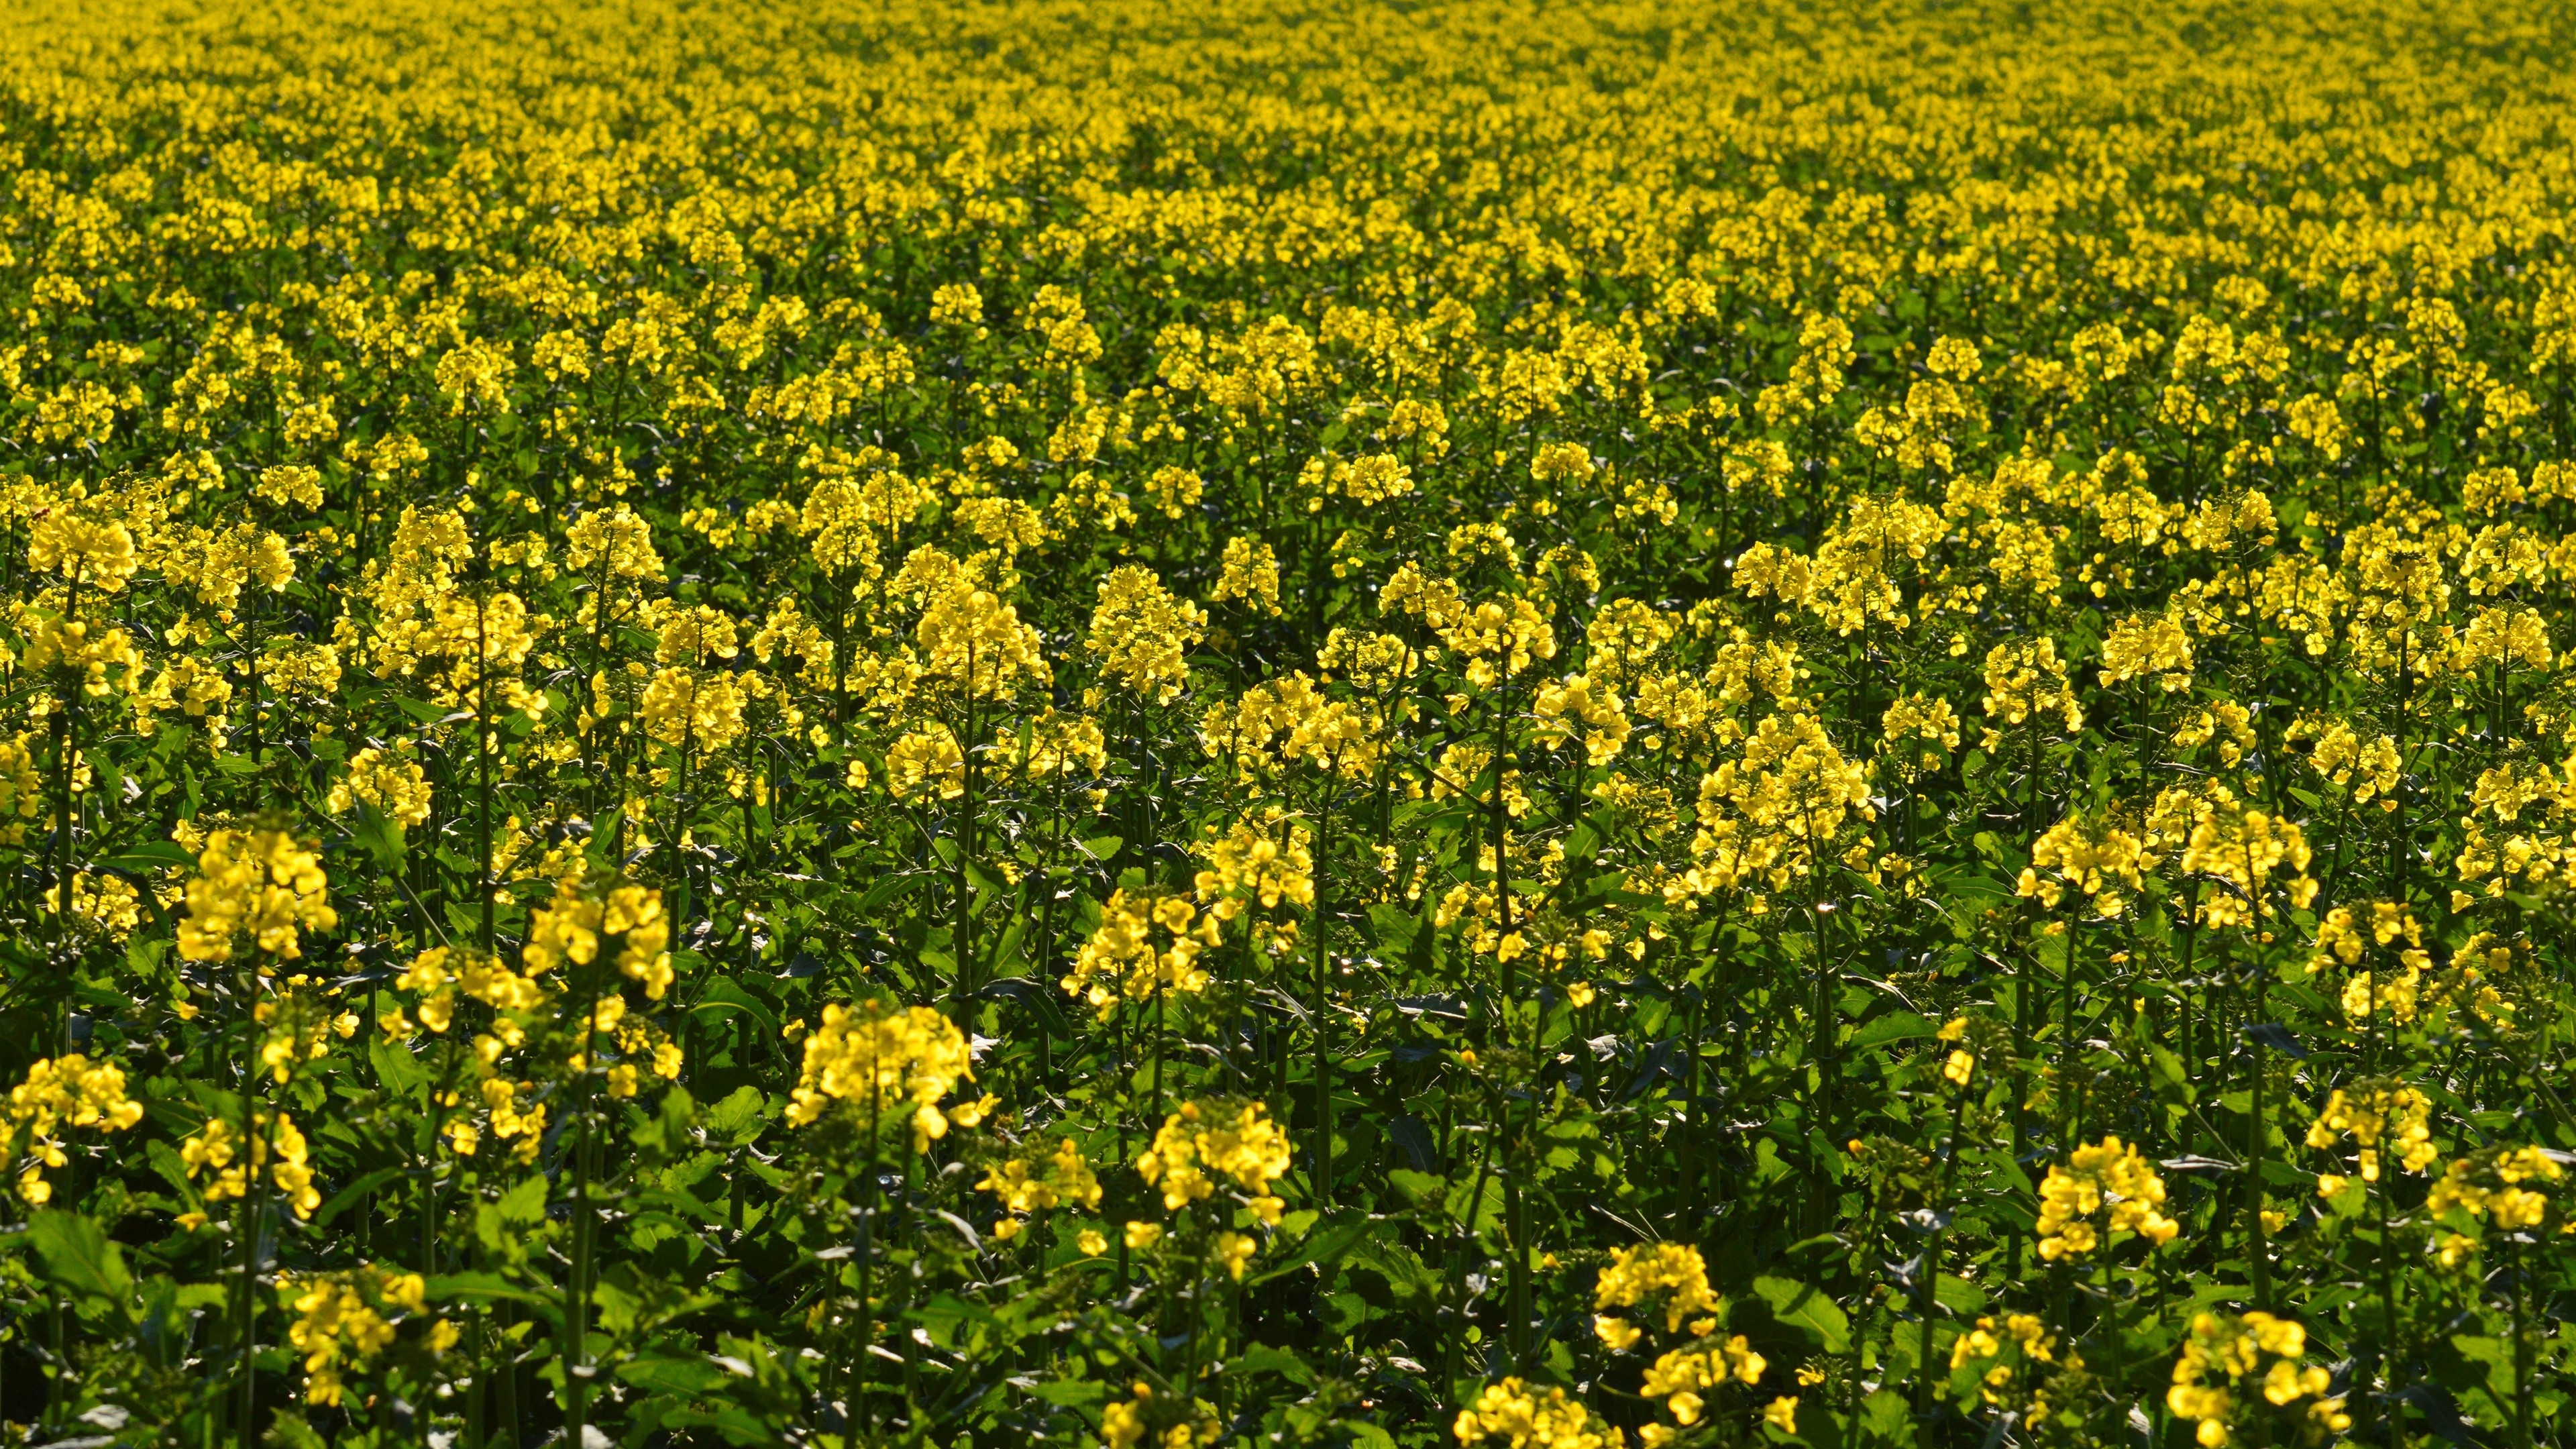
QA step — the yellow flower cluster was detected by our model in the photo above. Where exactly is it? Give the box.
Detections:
[23,615,146,698]
[638,664,750,753]
[2424,1146,2565,1234]
[325,747,434,826]
[1592,1242,1719,1340]
[1949,1313,2057,1406]
[2034,1135,2179,1261]
[40,871,142,943]
[176,829,337,963]
[915,578,1049,703]
[1212,537,1282,614]
[1979,638,2082,744]
[1087,566,1207,705]
[1193,813,1316,919]
[1935,1015,1981,1087]
[2314,891,2408,953]
[1878,692,1960,776]
[1690,711,1874,897]
[521,877,673,999]
[1452,1378,1624,1449]
[4,1054,146,1203]
[2172,787,2318,927]
[280,1266,456,1407]
[1135,1100,1290,1217]
[20,0,2576,1436]
[784,999,996,1150]
[1637,1336,1768,1435]
[1062,888,1218,1017]
[29,513,142,593]
[977,1137,1103,1242]
[254,987,358,1084]
[2018,814,2147,917]
[2166,1312,2347,1448]
[180,1110,321,1219]
[1205,672,1389,782]
[2098,613,2193,692]
[2305,1079,2436,1197]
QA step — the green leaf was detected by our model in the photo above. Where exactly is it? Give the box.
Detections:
[1539,1116,1600,1174]
[854,872,918,915]
[1385,1168,1446,1207]
[425,1271,547,1305]
[1232,1342,1317,1387]
[1754,1275,1851,1353]
[1445,1171,1505,1234]
[1024,1378,1106,1409]
[617,1352,732,1396]
[146,1139,197,1199]
[101,841,198,873]
[909,1291,1006,1350]
[1858,1388,1912,1446]
[27,1210,133,1318]
[1850,1011,1937,1050]
[693,977,783,1040]
[1932,1274,1986,1316]
[980,975,1074,1038]
[314,1167,407,1227]
[1250,1211,1377,1285]
[370,1038,427,1100]
[1367,902,1420,957]
[347,800,406,869]
[174,1282,229,1310]
[1346,1236,1440,1309]
[2437,1334,2520,1413]
[496,1174,549,1226]
[708,1084,767,1142]
[655,1405,778,1444]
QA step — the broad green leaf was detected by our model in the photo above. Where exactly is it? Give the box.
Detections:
[1754,1275,1851,1353]
[28,1210,132,1318]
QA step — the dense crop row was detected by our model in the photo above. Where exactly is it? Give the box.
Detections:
[1,0,2573,1445]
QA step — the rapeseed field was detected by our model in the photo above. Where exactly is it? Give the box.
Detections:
[1,0,2572,1444]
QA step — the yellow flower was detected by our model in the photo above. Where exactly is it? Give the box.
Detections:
[978,1138,1105,1218]
[1087,566,1206,704]
[1452,1378,1619,1448]
[2425,1145,2563,1232]
[176,830,337,963]
[2168,1311,2338,1448]
[2304,1079,2437,1185]
[523,877,672,999]
[1135,1102,1292,1211]
[182,1111,320,1218]
[5,1054,147,1203]
[327,747,433,827]
[2035,1135,2179,1260]
[1212,536,1282,614]
[1063,889,1218,1018]
[1102,1395,1148,1449]
[28,511,141,592]
[639,665,748,752]
[1594,1242,1719,1338]
[784,998,986,1151]
[1213,1231,1256,1279]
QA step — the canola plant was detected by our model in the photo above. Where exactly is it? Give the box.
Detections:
[0,0,2572,1444]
